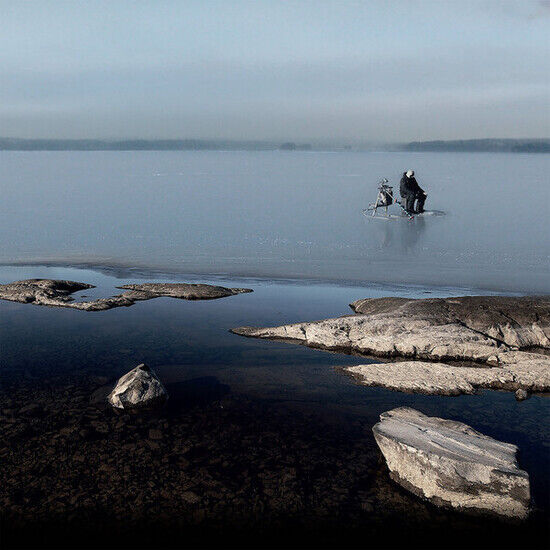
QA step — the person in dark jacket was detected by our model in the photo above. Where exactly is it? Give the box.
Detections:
[399,170,426,214]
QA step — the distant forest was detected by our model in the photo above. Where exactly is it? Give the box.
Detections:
[0,137,548,152]
[0,138,278,151]
[400,139,550,153]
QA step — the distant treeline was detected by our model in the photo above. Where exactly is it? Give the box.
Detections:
[401,139,550,153]
[0,138,279,151]
[1,137,548,153]
[279,142,312,151]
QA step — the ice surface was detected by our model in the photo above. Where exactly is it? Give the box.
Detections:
[0,150,548,292]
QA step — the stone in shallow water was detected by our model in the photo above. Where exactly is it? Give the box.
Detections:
[515,388,530,401]
[372,407,531,520]
[0,279,253,311]
[118,283,253,300]
[108,364,168,409]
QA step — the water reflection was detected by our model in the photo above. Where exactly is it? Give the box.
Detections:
[373,216,427,253]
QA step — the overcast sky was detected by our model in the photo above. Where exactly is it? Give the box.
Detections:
[1,0,549,142]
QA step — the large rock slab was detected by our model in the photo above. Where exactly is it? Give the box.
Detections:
[0,279,253,311]
[350,296,550,349]
[347,352,550,395]
[231,295,550,395]
[108,364,168,409]
[373,407,531,519]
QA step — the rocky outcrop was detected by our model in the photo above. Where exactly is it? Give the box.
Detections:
[346,352,550,395]
[118,283,253,300]
[350,296,550,350]
[0,279,94,306]
[231,296,550,395]
[0,279,253,311]
[372,407,531,519]
[108,364,167,409]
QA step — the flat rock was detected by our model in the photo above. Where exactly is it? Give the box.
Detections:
[0,279,93,306]
[373,407,531,519]
[232,296,550,395]
[350,296,550,349]
[118,283,253,300]
[108,364,168,409]
[0,279,252,311]
[347,352,550,395]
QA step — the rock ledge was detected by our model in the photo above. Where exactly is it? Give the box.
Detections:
[232,296,550,396]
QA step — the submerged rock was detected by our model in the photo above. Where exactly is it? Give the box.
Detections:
[0,279,253,311]
[108,364,168,409]
[373,407,531,519]
[117,283,253,300]
[232,295,550,396]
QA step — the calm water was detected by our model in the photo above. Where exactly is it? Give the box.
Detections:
[0,265,548,517]
[0,150,549,292]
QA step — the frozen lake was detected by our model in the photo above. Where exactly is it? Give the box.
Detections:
[1,150,548,292]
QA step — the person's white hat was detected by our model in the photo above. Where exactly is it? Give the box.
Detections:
[406,170,414,177]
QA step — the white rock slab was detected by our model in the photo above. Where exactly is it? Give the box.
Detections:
[108,364,168,409]
[373,407,531,519]
[347,354,550,395]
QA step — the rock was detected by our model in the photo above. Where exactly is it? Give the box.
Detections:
[346,353,550,395]
[0,279,253,311]
[350,296,550,348]
[107,364,168,409]
[117,283,253,300]
[373,407,531,520]
[232,296,550,396]
[0,279,93,305]
[515,388,530,401]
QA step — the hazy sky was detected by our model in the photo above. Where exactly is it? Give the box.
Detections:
[1,0,549,142]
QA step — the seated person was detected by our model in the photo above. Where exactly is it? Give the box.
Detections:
[399,170,426,214]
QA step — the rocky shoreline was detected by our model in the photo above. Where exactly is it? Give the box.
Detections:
[1,373,547,549]
[100,361,537,521]
[232,296,550,397]
[0,279,253,311]
[1,284,548,546]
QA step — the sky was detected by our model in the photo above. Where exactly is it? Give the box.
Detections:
[0,0,549,142]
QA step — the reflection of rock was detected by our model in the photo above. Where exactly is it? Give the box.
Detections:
[108,364,168,409]
[231,296,550,395]
[373,407,531,520]
[0,279,253,311]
